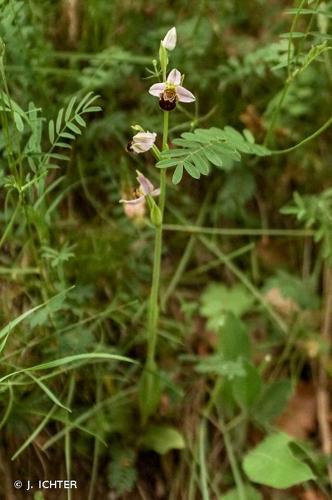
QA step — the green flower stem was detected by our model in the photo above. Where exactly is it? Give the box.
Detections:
[146,111,169,366]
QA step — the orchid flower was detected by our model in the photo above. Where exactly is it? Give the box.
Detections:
[123,199,146,220]
[127,131,157,153]
[119,171,160,205]
[148,68,195,111]
[161,27,177,51]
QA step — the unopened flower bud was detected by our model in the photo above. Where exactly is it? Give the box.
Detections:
[161,27,177,51]
[150,201,162,227]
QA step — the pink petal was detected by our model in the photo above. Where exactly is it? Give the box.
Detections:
[167,68,181,85]
[136,172,154,195]
[119,195,145,205]
[176,85,195,103]
[151,188,161,198]
[148,83,166,97]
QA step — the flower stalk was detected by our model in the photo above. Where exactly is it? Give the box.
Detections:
[146,111,168,366]
[133,27,194,423]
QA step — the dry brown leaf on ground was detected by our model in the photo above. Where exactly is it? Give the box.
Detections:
[300,489,328,500]
[276,382,316,439]
[265,286,299,317]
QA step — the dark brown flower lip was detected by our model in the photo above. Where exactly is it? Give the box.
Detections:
[126,140,134,152]
[159,98,177,111]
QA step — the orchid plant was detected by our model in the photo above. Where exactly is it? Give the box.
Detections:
[122,26,274,424]
[122,27,196,423]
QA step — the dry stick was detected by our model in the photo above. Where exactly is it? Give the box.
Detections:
[317,266,332,488]
[0,448,15,500]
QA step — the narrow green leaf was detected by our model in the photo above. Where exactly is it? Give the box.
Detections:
[48,119,55,144]
[83,106,102,113]
[156,159,178,169]
[65,96,77,122]
[26,372,71,412]
[280,32,307,38]
[66,121,81,135]
[13,112,24,132]
[56,108,64,134]
[184,160,200,179]
[0,353,135,384]
[48,152,70,161]
[204,146,223,167]
[60,131,76,140]
[54,142,72,149]
[76,91,95,112]
[172,164,183,184]
[74,114,86,127]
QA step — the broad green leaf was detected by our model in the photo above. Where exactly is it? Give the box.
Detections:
[200,283,254,331]
[232,361,262,409]
[243,433,315,488]
[218,314,251,361]
[253,379,292,424]
[142,425,185,454]
[220,484,262,500]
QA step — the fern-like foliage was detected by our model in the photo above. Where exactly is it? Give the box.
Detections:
[46,92,101,167]
[156,126,270,184]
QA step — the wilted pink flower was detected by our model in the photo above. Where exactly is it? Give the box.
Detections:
[123,198,146,220]
[119,171,160,205]
[148,68,195,111]
[127,131,157,154]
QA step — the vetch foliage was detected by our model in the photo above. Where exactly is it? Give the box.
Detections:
[156,126,270,184]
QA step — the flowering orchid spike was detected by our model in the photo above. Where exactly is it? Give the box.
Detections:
[161,27,177,51]
[127,131,157,153]
[119,171,160,205]
[148,68,195,111]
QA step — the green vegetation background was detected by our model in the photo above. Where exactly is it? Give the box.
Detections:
[0,0,332,499]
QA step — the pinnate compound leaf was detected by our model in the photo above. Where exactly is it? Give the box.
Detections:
[156,126,270,184]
